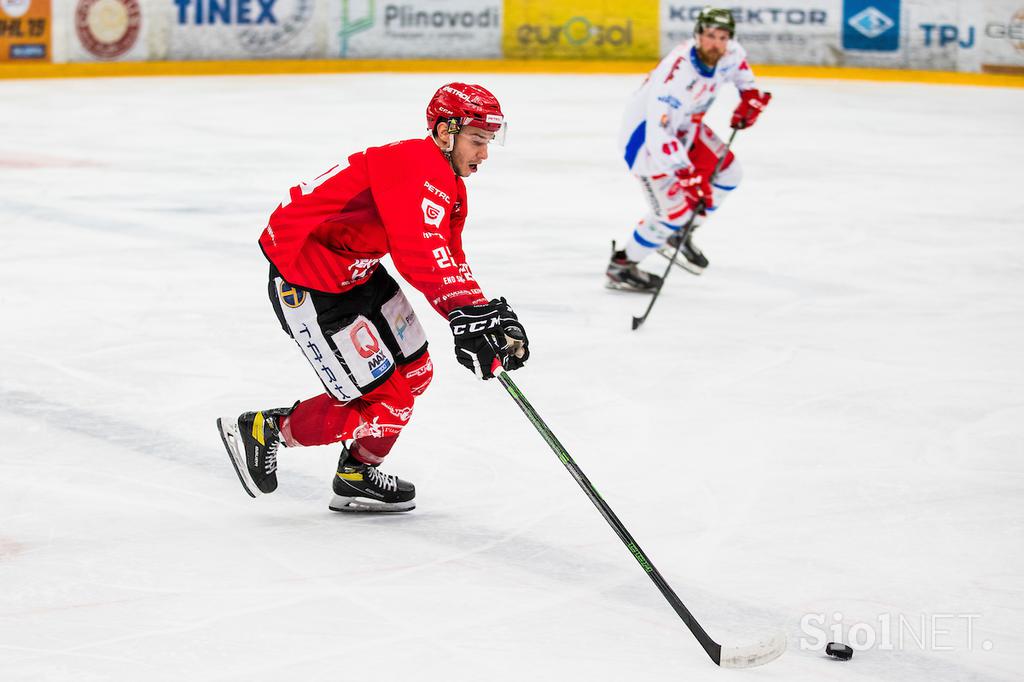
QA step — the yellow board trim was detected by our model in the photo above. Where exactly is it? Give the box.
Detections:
[252,412,265,447]
[1,59,1022,88]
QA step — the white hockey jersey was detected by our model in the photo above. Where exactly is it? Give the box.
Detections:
[620,39,757,177]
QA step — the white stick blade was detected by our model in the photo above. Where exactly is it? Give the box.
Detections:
[718,630,787,669]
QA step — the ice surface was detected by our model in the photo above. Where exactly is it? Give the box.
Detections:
[1,72,1022,681]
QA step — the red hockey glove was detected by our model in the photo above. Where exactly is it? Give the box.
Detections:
[731,89,772,129]
[674,166,713,212]
[448,298,529,380]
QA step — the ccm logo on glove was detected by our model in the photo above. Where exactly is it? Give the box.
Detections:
[448,298,529,380]
[450,317,501,336]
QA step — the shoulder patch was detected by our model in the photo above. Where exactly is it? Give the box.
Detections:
[422,198,446,227]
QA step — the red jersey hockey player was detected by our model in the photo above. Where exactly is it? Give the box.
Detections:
[607,7,772,291]
[217,83,529,513]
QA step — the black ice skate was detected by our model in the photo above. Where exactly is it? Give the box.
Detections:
[658,230,708,275]
[217,407,291,497]
[329,444,416,513]
[606,249,663,292]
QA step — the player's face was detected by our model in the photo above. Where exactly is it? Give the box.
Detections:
[696,27,731,66]
[450,126,494,177]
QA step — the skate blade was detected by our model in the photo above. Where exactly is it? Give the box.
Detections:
[329,494,415,513]
[655,248,705,275]
[605,279,657,293]
[217,417,259,499]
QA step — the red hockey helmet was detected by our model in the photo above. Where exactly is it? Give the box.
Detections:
[426,83,506,145]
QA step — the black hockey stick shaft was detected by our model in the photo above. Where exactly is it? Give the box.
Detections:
[494,368,725,665]
[631,127,740,331]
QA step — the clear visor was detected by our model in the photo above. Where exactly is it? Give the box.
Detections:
[462,115,507,146]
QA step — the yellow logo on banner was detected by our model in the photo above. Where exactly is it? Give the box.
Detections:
[503,0,658,60]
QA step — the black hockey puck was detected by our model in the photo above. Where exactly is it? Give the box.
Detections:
[826,642,853,660]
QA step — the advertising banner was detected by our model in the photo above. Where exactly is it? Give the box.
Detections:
[503,0,659,60]
[27,0,1024,72]
[169,0,319,60]
[978,0,1024,72]
[660,2,839,64]
[0,0,50,61]
[329,0,501,58]
[66,0,146,61]
[903,0,976,72]
[842,0,900,51]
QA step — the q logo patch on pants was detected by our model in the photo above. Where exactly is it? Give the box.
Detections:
[349,319,382,358]
[333,315,395,385]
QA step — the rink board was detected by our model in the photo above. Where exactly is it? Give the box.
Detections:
[2,58,1023,87]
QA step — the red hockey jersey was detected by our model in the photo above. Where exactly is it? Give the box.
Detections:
[258,137,487,316]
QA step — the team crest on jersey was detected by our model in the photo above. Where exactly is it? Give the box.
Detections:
[421,198,446,227]
[279,282,307,308]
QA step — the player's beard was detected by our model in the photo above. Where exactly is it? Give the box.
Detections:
[698,47,723,67]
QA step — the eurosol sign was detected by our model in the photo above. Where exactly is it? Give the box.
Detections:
[515,16,633,47]
[504,0,657,59]
[842,0,900,52]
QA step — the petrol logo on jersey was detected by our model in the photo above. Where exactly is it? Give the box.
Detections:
[423,180,451,204]
[279,281,307,308]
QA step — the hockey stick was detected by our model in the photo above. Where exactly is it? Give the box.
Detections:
[493,364,786,668]
[631,127,740,331]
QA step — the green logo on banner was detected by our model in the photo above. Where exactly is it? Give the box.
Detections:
[339,0,374,57]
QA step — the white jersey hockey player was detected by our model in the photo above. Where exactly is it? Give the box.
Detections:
[606,7,772,291]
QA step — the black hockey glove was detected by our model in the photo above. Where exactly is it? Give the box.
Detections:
[448,298,529,380]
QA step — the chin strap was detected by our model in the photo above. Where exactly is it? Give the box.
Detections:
[435,117,461,172]
[442,117,461,155]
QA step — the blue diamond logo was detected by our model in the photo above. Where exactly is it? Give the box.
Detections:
[848,6,895,39]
